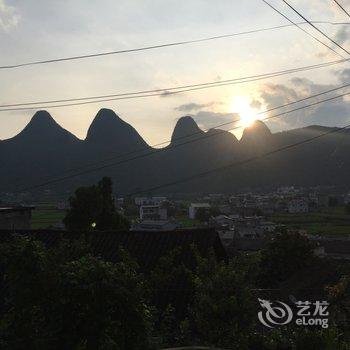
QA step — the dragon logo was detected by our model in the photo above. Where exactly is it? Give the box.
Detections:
[258,298,293,328]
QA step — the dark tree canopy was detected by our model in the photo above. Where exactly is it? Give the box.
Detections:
[259,231,315,287]
[63,177,129,230]
[0,236,151,350]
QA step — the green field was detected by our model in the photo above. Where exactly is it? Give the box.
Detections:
[31,207,66,229]
[269,206,350,236]
[176,215,201,228]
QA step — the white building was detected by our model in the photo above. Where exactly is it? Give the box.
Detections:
[189,203,210,219]
[287,199,309,213]
[135,197,167,206]
[140,205,167,221]
[278,186,296,194]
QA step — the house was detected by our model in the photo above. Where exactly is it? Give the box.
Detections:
[229,195,242,207]
[210,215,235,230]
[0,206,34,230]
[130,220,177,231]
[134,196,167,206]
[115,197,124,207]
[278,186,297,194]
[232,216,276,238]
[140,205,167,220]
[230,237,268,255]
[235,226,260,238]
[287,199,309,213]
[244,198,258,209]
[207,193,225,203]
[257,220,277,234]
[189,203,210,219]
[217,204,232,215]
[134,197,148,206]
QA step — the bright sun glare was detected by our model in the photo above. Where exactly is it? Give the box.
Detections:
[229,96,260,128]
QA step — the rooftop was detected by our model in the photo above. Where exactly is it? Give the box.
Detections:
[0,206,35,213]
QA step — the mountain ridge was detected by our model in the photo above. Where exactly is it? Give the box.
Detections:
[1,109,349,195]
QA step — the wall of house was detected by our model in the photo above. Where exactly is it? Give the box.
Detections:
[0,210,31,230]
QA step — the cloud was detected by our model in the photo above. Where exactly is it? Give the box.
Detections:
[337,68,350,84]
[190,110,239,130]
[250,99,262,110]
[255,73,350,131]
[0,0,20,31]
[335,25,350,46]
[174,101,219,112]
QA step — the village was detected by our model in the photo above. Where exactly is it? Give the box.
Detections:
[2,185,350,260]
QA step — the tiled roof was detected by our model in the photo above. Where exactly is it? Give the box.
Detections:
[0,228,227,318]
[0,206,35,213]
[0,228,226,272]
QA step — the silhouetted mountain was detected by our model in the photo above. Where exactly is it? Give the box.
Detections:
[0,111,81,189]
[171,116,204,144]
[1,109,350,196]
[240,120,273,152]
[9,110,79,145]
[86,108,149,151]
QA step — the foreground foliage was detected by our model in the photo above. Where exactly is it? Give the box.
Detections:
[0,232,349,349]
[0,237,151,350]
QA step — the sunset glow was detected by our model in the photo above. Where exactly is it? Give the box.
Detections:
[229,96,261,128]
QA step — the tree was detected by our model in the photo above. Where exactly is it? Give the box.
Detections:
[259,231,315,287]
[0,236,152,350]
[195,207,210,223]
[148,247,260,349]
[345,203,350,215]
[326,275,350,334]
[148,247,196,348]
[191,254,256,349]
[64,177,129,230]
[195,207,220,223]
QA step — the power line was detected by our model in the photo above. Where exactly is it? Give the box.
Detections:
[0,58,349,112]
[281,0,350,56]
[13,86,350,193]
[125,121,350,196]
[262,0,345,58]
[1,21,349,70]
[333,0,350,19]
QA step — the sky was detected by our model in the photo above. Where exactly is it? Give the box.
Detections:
[0,0,350,145]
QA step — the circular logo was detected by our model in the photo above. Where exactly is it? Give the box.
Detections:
[258,298,293,328]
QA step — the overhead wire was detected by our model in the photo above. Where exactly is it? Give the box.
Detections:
[0,58,349,112]
[262,0,346,58]
[333,0,350,19]
[1,20,349,70]
[281,0,350,56]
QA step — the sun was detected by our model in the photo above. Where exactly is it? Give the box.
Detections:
[229,96,260,128]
